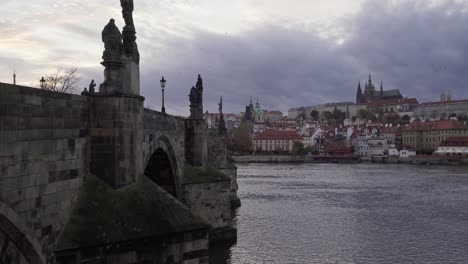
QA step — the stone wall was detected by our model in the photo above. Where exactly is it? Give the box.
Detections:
[207,130,239,207]
[207,130,227,168]
[183,181,231,229]
[143,109,187,199]
[218,166,240,208]
[89,94,144,188]
[0,83,88,262]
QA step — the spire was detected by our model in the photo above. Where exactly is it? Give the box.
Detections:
[13,70,16,85]
[440,90,446,102]
[368,74,372,83]
[255,97,260,108]
[356,81,363,104]
[249,96,253,106]
[218,96,227,135]
[219,96,223,114]
[380,81,383,95]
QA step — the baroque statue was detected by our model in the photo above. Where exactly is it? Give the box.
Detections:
[189,75,204,119]
[101,19,122,61]
[120,0,135,30]
[120,0,140,64]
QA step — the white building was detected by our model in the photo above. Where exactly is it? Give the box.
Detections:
[400,149,416,158]
[434,136,468,156]
[367,138,390,158]
[388,145,400,156]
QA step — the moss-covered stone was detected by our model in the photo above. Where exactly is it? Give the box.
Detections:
[56,174,210,251]
[183,165,230,185]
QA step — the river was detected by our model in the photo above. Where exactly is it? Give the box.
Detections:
[212,163,468,264]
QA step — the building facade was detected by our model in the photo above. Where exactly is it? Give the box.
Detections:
[434,136,468,156]
[252,130,303,153]
[402,120,468,152]
[413,99,468,121]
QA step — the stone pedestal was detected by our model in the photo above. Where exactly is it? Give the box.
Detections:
[89,94,144,188]
[121,60,140,95]
[99,61,123,94]
[185,119,208,167]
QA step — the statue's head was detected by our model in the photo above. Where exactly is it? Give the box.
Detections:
[109,18,115,24]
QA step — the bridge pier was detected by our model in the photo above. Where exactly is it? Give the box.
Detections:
[89,94,144,188]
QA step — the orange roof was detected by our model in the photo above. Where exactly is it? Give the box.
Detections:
[253,130,302,140]
[403,120,468,131]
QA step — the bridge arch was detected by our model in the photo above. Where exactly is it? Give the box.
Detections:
[144,135,181,199]
[0,202,45,264]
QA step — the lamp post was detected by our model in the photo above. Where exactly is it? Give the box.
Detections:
[40,77,46,88]
[160,76,166,114]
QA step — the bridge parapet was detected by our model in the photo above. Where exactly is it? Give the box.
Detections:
[0,82,88,262]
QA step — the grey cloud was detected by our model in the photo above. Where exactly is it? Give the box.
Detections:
[137,0,468,116]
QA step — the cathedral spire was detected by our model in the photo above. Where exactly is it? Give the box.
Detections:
[380,81,383,95]
[356,81,363,104]
[13,70,16,85]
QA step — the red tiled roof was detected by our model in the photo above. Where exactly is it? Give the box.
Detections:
[403,120,468,131]
[439,136,468,147]
[253,129,302,140]
[419,99,468,106]
[367,98,419,107]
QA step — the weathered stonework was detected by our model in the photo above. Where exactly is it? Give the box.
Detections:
[182,166,236,243]
[207,130,240,208]
[0,83,88,262]
[89,94,144,188]
[1,2,239,262]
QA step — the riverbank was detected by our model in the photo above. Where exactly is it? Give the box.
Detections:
[232,155,468,166]
[232,155,359,164]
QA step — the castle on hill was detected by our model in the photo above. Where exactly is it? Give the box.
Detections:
[356,75,403,104]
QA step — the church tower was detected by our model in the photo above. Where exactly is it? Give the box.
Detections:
[364,74,375,97]
[380,81,383,96]
[356,81,363,104]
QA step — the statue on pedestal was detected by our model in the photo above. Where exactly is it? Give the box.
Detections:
[120,0,140,64]
[189,75,204,119]
[121,0,134,30]
[102,19,122,61]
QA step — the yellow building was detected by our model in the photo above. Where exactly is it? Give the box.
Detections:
[402,120,468,152]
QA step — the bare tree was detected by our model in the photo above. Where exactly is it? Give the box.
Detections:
[41,67,81,93]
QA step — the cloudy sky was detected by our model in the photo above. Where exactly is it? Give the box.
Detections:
[1,0,468,116]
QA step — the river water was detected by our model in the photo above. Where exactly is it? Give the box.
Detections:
[212,163,468,264]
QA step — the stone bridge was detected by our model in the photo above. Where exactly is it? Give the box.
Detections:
[1,2,241,262]
[0,77,238,263]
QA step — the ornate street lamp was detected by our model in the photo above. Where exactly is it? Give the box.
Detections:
[40,76,46,88]
[160,76,166,114]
